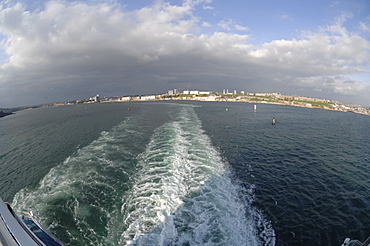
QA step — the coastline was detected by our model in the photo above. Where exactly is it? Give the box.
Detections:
[101,95,370,116]
[5,93,370,117]
[0,111,14,118]
[160,97,370,116]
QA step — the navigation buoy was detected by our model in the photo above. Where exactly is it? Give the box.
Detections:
[272,118,276,125]
[254,105,257,111]
[226,108,228,111]
[128,108,131,111]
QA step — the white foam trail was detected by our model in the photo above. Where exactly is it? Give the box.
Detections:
[119,106,273,245]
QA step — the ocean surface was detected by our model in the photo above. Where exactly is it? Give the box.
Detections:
[0,101,369,246]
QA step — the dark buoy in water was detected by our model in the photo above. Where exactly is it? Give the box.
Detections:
[272,118,276,125]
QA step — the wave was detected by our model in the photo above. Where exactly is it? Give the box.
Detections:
[12,105,275,245]
[12,115,144,245]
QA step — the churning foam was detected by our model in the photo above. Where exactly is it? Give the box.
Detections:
[118,106,274,245]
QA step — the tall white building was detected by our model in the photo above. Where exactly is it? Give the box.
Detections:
[94,94,100,102]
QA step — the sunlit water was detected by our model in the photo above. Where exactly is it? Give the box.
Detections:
[0,101,369,245]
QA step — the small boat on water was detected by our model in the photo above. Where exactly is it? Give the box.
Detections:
[0,196,64,246]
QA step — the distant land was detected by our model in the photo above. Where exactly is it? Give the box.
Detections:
[2,91,370,117]
[0,110,13,118]
[0,106,40,118]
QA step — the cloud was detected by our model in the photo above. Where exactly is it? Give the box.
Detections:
[0,1,369,107]
[273,75,369,96]
[333,11,353,26]
[217,19,248,32]
[359,21,370,33]
[244,18,370,100]
[202,5,214,10]
[331,1,340,8]
[217,19,233,31]
[330,75,368,95]
[235,24,248,31]
[201,21,212,27]
[281,14,292,20]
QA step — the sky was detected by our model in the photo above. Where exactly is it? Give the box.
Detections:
[0,0,369,107]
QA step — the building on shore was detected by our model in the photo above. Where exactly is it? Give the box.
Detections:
[167,89,180,95]
[140,95,156,100]
[120,96,132,101]
[95,94,100,102]
[89,94,100,102]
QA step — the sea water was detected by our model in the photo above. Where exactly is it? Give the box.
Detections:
[0,101,369,245]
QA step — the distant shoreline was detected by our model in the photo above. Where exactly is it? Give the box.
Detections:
[4,93,370,117]
[99,95,370,116]
[0,111,14,118]
[158,97,370,116]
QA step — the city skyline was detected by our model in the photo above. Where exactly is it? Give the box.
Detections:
[0,0,369,107]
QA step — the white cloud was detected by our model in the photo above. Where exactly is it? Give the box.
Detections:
[250,27,369,72]
[202,5,214,10]
[281,14,292,20]
[217,19,233,31]
[331,1,340,8]
[359,21,370,33]
[202,21,212,27]
[333,11,353,26]
[330,75,368,95]
[235,24,248,31]
[273,75,369,96]
[217,19,248,32]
